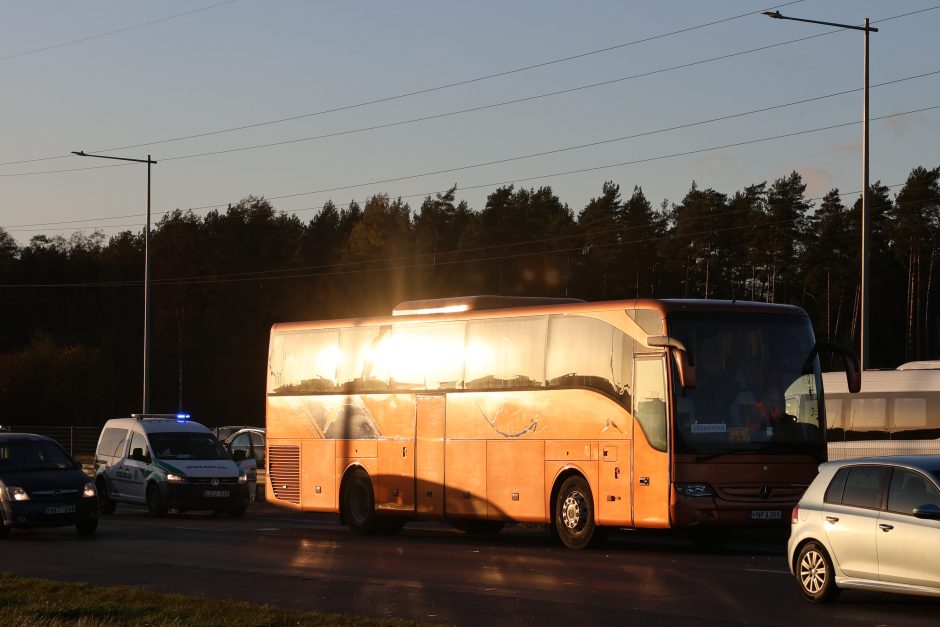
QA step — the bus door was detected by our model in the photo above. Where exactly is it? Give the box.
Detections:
[633,355,671,527]
[414,394,445,518]
[375,398,416,515]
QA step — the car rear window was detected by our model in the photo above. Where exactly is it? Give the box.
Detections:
[840,466,890,509]
[824,468,849,503]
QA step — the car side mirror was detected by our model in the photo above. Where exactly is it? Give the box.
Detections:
[913,504,940,520]
[232,449,247,462]
[130,447,145,462]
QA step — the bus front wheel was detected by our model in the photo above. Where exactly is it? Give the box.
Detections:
[553,474,596,549]
[343,469,377,534]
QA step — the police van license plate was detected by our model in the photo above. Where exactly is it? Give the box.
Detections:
[203,490,230,498]
[45,505,76,514]
[750,510,782,520]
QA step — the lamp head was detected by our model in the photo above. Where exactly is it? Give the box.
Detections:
[762,11,783,18]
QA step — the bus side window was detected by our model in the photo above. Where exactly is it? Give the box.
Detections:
[465,317,547,390]
[635,356,668,452]
[546,315,630,402]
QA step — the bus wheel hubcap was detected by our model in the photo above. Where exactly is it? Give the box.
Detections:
[563,491,586,532]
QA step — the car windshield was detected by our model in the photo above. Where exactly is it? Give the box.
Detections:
[667,311,825,457]
[0,440,75,471]
[148,432,230,461]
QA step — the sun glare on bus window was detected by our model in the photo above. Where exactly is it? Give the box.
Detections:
[316,345,342,376]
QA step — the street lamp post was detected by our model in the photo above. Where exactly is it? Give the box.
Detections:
[763,11,878,371]
[72,150,157,413]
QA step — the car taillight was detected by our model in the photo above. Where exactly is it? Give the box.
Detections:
[790,504,799,524]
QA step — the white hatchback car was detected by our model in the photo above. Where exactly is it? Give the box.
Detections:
[788,456,940,602]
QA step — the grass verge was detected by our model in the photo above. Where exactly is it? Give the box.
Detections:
[0,572,427,627]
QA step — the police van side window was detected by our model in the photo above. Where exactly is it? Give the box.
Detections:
[129,432,151,463]
[98,428,128,458]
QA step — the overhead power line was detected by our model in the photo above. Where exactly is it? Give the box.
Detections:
[192,104,940,207]
[0,0,241,64]
[82,1,940,154]
[3,4,937,180]
[5,1,937,172]
[3,101,939,233]
[0,1,807,168]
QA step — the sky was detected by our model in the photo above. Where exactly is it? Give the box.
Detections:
[1,0,938,245]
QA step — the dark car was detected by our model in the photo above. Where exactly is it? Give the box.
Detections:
[0,433,99,538]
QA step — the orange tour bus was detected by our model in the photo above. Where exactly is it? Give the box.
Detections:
[265,296,859,548]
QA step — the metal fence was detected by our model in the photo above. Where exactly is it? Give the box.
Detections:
[5,425,100,458]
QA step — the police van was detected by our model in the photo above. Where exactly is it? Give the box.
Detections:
[93,414,253,517]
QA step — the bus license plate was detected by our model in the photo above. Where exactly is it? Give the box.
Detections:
[45,505,76,514]
[750,510,782,520]
[203,490,230,498]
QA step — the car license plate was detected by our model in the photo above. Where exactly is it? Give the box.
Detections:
[45,505,76,515]
[203,490,230,498]
[750,510,782,520]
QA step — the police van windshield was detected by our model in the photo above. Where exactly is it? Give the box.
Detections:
[666,311,825,457]
[148,432,230,461]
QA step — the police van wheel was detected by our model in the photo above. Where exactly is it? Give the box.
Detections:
[97,478,116,515]
[147,485,167,518]
[343,469,376,534]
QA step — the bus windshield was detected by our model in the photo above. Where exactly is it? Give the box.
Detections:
[666,311,824,457]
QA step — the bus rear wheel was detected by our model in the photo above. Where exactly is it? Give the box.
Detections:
[553,475,596,549]
[343,469,377,534]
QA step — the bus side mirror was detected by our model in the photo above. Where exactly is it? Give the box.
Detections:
[647,335,696,389]
[811,342,861,393]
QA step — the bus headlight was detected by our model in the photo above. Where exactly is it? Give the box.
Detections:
[82,482,97,498]
[6,486,30,501]
[166,473,185,483]
[675,483,715,497]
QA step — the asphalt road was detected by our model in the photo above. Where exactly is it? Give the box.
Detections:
[2,503,938,626]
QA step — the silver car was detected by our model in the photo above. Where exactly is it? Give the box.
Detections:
[788,456,940,602]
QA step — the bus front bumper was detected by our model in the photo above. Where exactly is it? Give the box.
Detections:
[672,494,794,528]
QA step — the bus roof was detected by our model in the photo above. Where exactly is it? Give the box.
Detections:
[273,297,807,333]
[823,368,940,394]
[897,360,940,370]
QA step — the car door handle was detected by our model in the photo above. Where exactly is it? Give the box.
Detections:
[879,524,894,532]
[825,516,839,524]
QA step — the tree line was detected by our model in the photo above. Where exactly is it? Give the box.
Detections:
[1,164,938,426]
